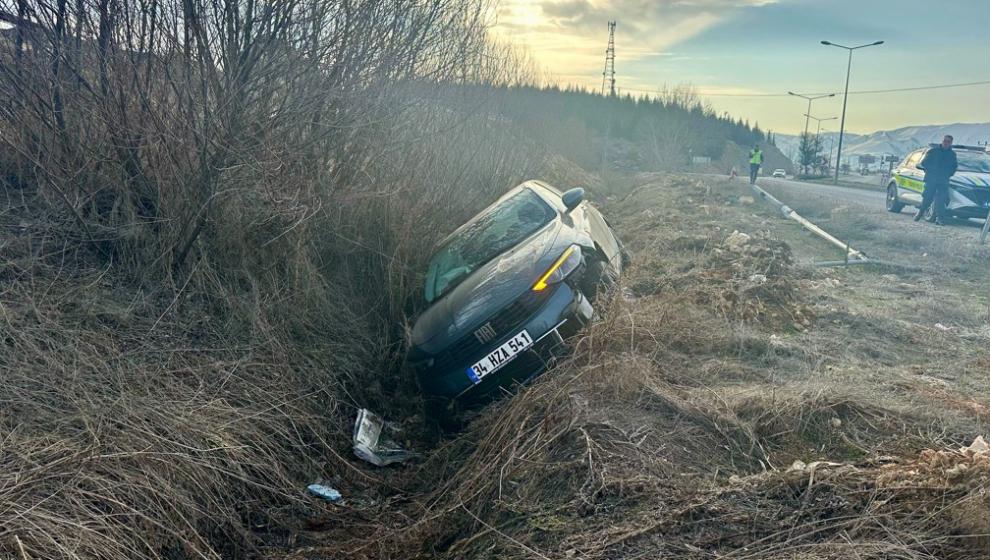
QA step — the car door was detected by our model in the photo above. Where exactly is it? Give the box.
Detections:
[895,150,925,205]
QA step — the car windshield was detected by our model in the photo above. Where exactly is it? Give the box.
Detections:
[424,189,556,303]
[956,151,990,173]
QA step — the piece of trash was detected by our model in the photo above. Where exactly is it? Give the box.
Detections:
[962,435,989,456]
[306,484,342,502]
[738,195,755,205]
[829,417,842,428]
[724,230,751,252]
[946,463,969,480]
[353,408,417,466]
[787,460,845,473]
[748,273,767,284]
[934,323,953,332]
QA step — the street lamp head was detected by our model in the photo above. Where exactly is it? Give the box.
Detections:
[788,91,796,96]
[872,40,884,46]
[828,93,836,97]
[821,40,831,45]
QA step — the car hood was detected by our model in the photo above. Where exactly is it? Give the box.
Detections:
[411,220,570,352]
[951,172,990,188]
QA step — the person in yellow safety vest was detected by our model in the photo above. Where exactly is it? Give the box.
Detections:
[748,144,764,184]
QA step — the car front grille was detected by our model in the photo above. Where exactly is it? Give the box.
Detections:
[432,287,555,374]
[462,326,570,403]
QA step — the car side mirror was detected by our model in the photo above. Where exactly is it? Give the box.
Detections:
[562,188,584,213]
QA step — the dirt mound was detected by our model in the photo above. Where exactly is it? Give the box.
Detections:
[622,440,990,559]
[617,177,814,328]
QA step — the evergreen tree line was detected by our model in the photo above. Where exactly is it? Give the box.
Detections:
[469,84,773,169]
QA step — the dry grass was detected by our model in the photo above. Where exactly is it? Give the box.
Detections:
[0,2,554,557]
[279,175,989,560]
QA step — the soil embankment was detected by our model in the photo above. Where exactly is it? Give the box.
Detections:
[279,174,990,559]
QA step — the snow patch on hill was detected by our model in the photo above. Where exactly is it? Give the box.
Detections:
[776,122,990,162]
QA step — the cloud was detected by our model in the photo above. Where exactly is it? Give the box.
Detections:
[493,0,780,86]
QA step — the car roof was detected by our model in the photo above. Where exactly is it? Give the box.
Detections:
[925,143,989,152]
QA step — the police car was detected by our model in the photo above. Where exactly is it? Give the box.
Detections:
[886,144,990,221]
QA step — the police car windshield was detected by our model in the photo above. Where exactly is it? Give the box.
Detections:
[956,151,990,173]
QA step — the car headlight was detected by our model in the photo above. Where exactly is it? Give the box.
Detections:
[532,245,582,292]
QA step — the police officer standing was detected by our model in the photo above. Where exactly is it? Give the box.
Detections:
[748,145,764,184]
[915,134,957,226]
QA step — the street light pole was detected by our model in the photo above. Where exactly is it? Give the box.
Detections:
[803,113,837,142]
[825,130,835,171]
[788,92,834,174]
[822,39,884,184]
[804,114,837,174]
[788,91,835,140]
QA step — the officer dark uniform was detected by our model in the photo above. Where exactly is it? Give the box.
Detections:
[916,135,957,225]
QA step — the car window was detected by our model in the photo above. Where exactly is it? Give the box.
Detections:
[905,151,923,168]
[424,189,557,303]
[956,151,990,173]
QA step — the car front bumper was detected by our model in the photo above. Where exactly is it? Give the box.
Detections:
[948,187,990,218]
[415,283,594,402]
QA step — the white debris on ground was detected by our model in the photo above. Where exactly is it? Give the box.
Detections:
[353,409,417,466]
[307,484,343,502]
[964,435,989,455]
[724,230,751,252]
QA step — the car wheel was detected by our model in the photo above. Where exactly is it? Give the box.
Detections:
[582,257,617,300]
[885,183,904,213]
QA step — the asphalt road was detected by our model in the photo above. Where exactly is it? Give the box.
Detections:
[756,177,885,209]
[754,176,987,231]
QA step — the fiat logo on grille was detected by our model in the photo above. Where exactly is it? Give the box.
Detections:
[474,322,497,344]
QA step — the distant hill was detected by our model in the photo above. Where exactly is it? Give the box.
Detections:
[776,122,990,163]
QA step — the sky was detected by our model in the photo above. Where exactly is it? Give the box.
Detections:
[491,0,990,135]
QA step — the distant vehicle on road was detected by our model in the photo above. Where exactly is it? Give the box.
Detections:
[407,180,626,423]
[771,169,786,178]
[886,145,990,221]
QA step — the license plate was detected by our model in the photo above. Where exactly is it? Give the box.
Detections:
[467,330,534,383]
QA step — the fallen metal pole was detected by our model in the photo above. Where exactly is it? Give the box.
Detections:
[813,259,923,271]
[814,259,872,267]
[749,182,868,262]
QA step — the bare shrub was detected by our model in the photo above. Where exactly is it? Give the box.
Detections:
[0,0,550,558]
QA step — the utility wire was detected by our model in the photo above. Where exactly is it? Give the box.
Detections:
[619,79,990,98]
